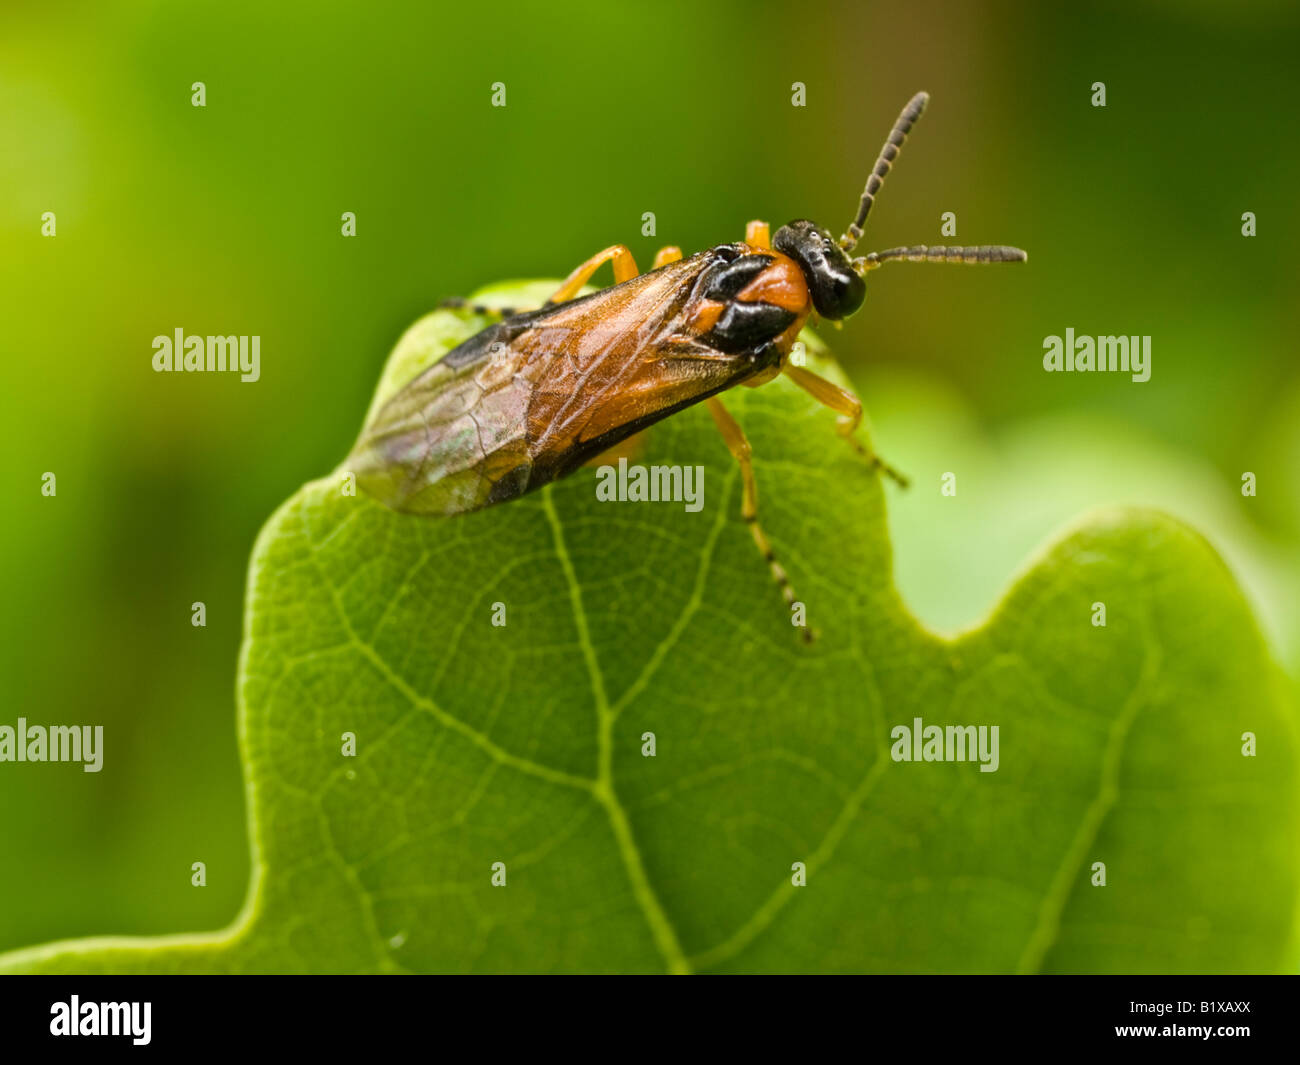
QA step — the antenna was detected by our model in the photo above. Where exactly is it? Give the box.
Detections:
[857,244,1028,270]
[839,91,929,252]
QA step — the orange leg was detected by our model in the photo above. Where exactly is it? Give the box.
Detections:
[783,365,910,487]
[745,220,771,249]
[706,396,813,643]
[651,245,683,268]
[548,244,640,304]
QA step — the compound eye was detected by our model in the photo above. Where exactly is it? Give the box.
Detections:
[825,267,866,319]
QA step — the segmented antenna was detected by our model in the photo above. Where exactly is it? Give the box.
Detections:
[857,244,1029,269]
[839,91,930,252]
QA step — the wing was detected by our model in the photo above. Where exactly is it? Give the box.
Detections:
[351,249,773,516]
[348,319,538,516]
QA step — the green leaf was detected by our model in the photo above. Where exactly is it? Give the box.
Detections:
[4,282,1297,974]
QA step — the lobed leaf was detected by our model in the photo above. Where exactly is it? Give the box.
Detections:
[4,282,1296,974]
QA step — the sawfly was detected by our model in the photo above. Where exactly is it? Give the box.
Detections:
[351,92,1027,640]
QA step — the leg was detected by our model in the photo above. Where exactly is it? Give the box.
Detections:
[745,220,771,249]
[651,245,683,268]
[548,244,639,304]
[783,365,910,487]
[706,396,813,644]
[438,296,531,317]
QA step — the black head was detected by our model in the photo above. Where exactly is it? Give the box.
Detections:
[772,220,866,320]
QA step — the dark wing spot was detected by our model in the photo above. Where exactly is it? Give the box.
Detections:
[486,463,532,504]
[441,306,555,369]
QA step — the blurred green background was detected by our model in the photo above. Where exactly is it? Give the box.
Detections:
[1,0,1297,954]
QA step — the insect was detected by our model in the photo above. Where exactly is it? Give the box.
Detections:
[351,92,1026,639]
